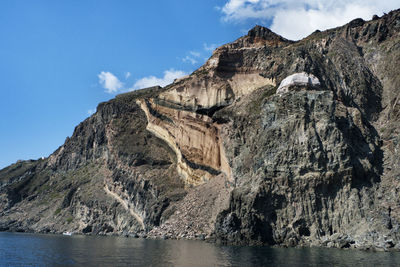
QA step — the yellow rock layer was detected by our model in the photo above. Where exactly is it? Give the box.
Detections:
[137,99,232,186]
[159,72,275,110]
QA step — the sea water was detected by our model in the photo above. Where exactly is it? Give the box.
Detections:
[1,232,399,266]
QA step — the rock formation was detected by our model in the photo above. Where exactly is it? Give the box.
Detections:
[1,9,400,251]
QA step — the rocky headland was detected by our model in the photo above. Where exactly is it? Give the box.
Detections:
[1,9,400,251]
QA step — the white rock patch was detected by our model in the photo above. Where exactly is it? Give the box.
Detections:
[277,72,320,95]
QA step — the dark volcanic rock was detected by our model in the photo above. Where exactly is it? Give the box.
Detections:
[1,8,400,251]
[247,25,292,44]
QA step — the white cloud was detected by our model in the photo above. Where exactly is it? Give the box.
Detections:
[183,49,212,65]
[97,69,188,93]
[132,69,188,90]
[220,0,399,40]
[271,4,375,40]
[87,108,96,115]
[203,43,219,52]
[182,55,198,65]
[182,51,201,65]
[98,71,124,93]
[189,51,201,57]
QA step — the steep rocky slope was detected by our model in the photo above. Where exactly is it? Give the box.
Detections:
[1,9,400,250]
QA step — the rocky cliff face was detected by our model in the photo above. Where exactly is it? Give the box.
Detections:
[1,9,400,250]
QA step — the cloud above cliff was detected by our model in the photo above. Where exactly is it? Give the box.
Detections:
[182,55,198,65]
[182,51,202,65]
[133,69,188,90]
[203,43,219,52]
[220,0,399,40]
[98,69,188,94]
[98,71,124,93]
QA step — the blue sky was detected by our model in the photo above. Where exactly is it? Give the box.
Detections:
[0,0,398,169]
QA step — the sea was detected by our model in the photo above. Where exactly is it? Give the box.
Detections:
[1,232,399,266]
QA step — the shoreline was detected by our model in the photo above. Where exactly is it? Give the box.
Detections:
[1,229,398,252]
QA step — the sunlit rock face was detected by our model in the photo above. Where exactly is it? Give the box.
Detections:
[157,75,235,111]
[2,10,400,250]
[158,25,282,112]
[277,72,320,95]
[158,72,275,112]
[137,98,232,186]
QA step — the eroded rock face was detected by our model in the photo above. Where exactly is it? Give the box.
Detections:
[136,98,232,186]
[158,71,275,112]
[1,9,400,251]
[215,89,382,246]
[158,25,281,112]
[157,75,235,111]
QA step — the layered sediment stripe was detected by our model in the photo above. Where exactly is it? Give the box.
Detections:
[137,99,232,186]
[104,184,145,230]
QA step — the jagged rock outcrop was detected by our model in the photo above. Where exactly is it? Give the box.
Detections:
[1,9,400,251]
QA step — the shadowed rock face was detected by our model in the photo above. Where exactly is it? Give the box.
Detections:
[1,9,400,250]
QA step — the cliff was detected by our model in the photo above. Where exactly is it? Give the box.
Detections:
[1,9,400,250]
